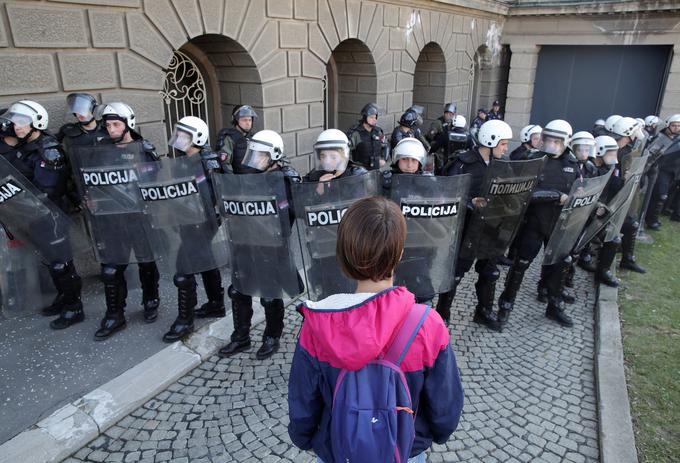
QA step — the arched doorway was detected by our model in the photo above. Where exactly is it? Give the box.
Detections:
[413,42,446,127]
[161,35,263,152]
[325,39,377,131]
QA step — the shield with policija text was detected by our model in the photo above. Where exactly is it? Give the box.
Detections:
[0,156,90,265]
[71,141,157,264]
[136,154,229,275]
[291,170,380,300]
[389,173,471,300]
[542,170,612,265]
[212,171,303,299]
[460,157,545,260]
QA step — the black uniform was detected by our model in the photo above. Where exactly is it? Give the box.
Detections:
[435,149,502,330]
[347,124,386,171]
[216,126,257,174]
[498,150,580,326]
[389,126,430,152]
[14,133,84,329]
[510,144,534,161]
[57,121,109,148]
[647,130,680,226]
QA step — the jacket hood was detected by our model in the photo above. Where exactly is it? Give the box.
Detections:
[298,286,417,371]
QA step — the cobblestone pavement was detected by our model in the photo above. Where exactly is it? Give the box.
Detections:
[67,259,600,463]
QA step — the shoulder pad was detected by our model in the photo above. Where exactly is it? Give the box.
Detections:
[281,165,301,182]
[200,148,219,160]
[348,165,368,176]
[565,152,578,164]
[41,147,65,165]
[40,135,61,150]
[142,139,160,160]
[347,124,360,135]
[204,159,221,171]
[528,151,546,160]
[60,123,82,138]
[457,150,478,164]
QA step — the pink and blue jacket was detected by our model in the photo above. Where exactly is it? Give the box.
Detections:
[287,286,464,462]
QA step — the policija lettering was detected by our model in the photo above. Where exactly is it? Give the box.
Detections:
[139,180,198,201]
[401,201,459,218]
[0,179,23,203]
[82,168,138,186]
[222,199,278,216]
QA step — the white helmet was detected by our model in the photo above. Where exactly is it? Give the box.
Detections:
[570,131,596,160]
[666,114,680,125]
[595,135,618,161]
[644,115,659,127]
[477,120,513,148]
[313,129,350,173]
[604,115,622,133]
[453,115,466,129]
[242,129,284,171]
[169,116,209,151]
[594,119,605,126]
[100,102,136,129]
[6,100,49,131]
[611,116,641,139]
[520,124,542,143]
[393,138,426,166]
[542,119,572,143]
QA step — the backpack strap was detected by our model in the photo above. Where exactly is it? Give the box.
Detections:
[384,304,430,367]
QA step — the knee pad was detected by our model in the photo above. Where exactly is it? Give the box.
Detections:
[261,298,283,308]
[480,268,500,284]
[516,258,531,272]
[50,261,69,277]
[173,274,196,289]
[227,284,249,301]
[101,265,122,283]
[660,194,668,202]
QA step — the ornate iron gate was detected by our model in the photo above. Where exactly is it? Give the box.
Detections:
[160,50,210,157]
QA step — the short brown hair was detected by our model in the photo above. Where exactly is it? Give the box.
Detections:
[336,196,406,282]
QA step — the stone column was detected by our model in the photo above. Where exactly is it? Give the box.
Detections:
[660,44,680,118]
[503,44,540,146]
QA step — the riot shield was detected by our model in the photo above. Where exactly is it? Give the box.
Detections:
[390,173,471,300]
[618,135,646,176]
[213,171,302,299]
[291,171,380,300]
[0,156,89,264]
[71,142,156,264]
[575,157,647,251]
[542,171,612,265]
[136,155,229,275]
[459,157,545,260]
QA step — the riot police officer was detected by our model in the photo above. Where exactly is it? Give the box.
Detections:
[510,124,542,161]
[390,109,431,152]
[436,120,514,331]
[305,129,368,182]
[57,93,108,148]
[347,103,387,170]
[646,114,680,229]
[93,102,163,340]
[591,135,624,286]
[161,116,228,342]
[604,115,623,136]
[471,108,487,134]
[644,115,660,137]
[498,120,580,328]
[218,129,301,359]
[426,103,456,144]
[216,105,257,173]
[592,119,607,137]
[6,100,84,329]
[610,117,647,274]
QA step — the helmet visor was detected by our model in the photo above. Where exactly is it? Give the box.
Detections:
[243,148,272,171]
[6,111,32,129]
[541,135,565,156]
[168,128,193,152]
[573,144,594,160]
[67,94,95,118]
[316,148,348,173]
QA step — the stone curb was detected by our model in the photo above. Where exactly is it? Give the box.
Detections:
[595,282,639,463]
[0,294,303,463]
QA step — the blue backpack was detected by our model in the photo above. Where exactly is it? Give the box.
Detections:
[330,304,430,463]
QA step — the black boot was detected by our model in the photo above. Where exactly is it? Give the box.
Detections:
[545,296,573,327]
[620,229,646,274]
[50,262,85,330]
[139,262,160,323]
[577,246,597,273]
[41,280,65,316]
[435,276,460,326]
[497,259,530,324]
[94,266,127,340]
[473,278,502,332]
[257,298,284,360]
[596,241,620,287]
[218,286,253,357]
[646,200,665,230]
[163,274,197,343]
[564,262,575,288]
[195,269,225,318]
[536,266,548,303]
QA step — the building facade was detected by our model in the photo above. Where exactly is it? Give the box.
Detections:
[0,0,678,167]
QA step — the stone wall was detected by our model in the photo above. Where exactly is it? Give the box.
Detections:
[0,0,506,169]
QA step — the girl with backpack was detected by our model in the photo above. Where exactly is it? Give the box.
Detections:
[287,196,464,463]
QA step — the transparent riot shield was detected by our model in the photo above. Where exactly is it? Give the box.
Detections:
[136,154,229,275]
[575,157,647,251]
[0,156,89,264]
[291,171,380,300]
[213,171,302,299]
[71,142,156,264]
[542,171,612,265]
[390,173,471,300]
[459,157,545,260]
